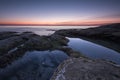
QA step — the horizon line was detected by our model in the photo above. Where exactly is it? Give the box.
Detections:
[0,23,118,26]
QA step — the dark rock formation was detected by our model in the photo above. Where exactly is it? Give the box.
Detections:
[0,32,69,68]
[51,58,120,80]
[55,23,120,44]
[0,32,35,56]
[0,31,18,40]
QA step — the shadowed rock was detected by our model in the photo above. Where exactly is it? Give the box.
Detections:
[0,31,18,40]
[0,32,36,56]
[55,23,120,44]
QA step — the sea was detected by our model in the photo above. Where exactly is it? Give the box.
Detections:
[0,26,96,35]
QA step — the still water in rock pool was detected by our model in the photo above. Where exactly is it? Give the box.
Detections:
[68,37,120,64]
[0,50,68,80]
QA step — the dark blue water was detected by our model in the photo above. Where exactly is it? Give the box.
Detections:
[0,50,68,80]
[68,37,120,64]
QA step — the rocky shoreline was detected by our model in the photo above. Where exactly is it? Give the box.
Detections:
[0,23,120,80]
[0,31,84,68]
[55,23,120,52]
[51,23,120,80]
[55,23,120,44]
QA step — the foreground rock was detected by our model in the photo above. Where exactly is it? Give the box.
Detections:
[51,58,120,80]
[55,23,120,44]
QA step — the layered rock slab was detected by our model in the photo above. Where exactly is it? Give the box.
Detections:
[51,58,120,80]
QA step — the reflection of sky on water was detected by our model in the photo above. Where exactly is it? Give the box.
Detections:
[0,50,68,80]
[68,38,120,64]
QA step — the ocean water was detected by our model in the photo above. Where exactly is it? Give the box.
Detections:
[0,26,96,35]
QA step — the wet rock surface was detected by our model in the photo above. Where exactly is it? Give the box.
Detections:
[55,23,120,44]
[0,31,69,68]
[51,58,120,80]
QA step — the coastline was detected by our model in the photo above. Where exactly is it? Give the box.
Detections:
[0,23,120,80]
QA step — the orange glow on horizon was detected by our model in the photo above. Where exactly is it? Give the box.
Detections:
[0,18,120,26]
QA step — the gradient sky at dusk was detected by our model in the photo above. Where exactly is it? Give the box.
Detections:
[0,0,120,26]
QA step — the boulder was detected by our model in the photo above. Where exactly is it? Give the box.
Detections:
[51,58,120,80]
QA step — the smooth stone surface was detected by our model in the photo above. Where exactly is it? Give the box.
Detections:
[51,58,120,80]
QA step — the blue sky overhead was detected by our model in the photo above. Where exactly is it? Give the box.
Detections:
[0,0,120,25]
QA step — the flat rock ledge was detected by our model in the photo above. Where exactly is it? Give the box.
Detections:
[51,58,120,80]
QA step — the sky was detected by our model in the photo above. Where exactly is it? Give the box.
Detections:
[0,0,120,26]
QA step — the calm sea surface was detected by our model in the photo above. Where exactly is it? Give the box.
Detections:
[0,26,96,35]
[68,37,120,64]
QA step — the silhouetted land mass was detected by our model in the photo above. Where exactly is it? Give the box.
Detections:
[55,23,120,52]
[55,23,120,44]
